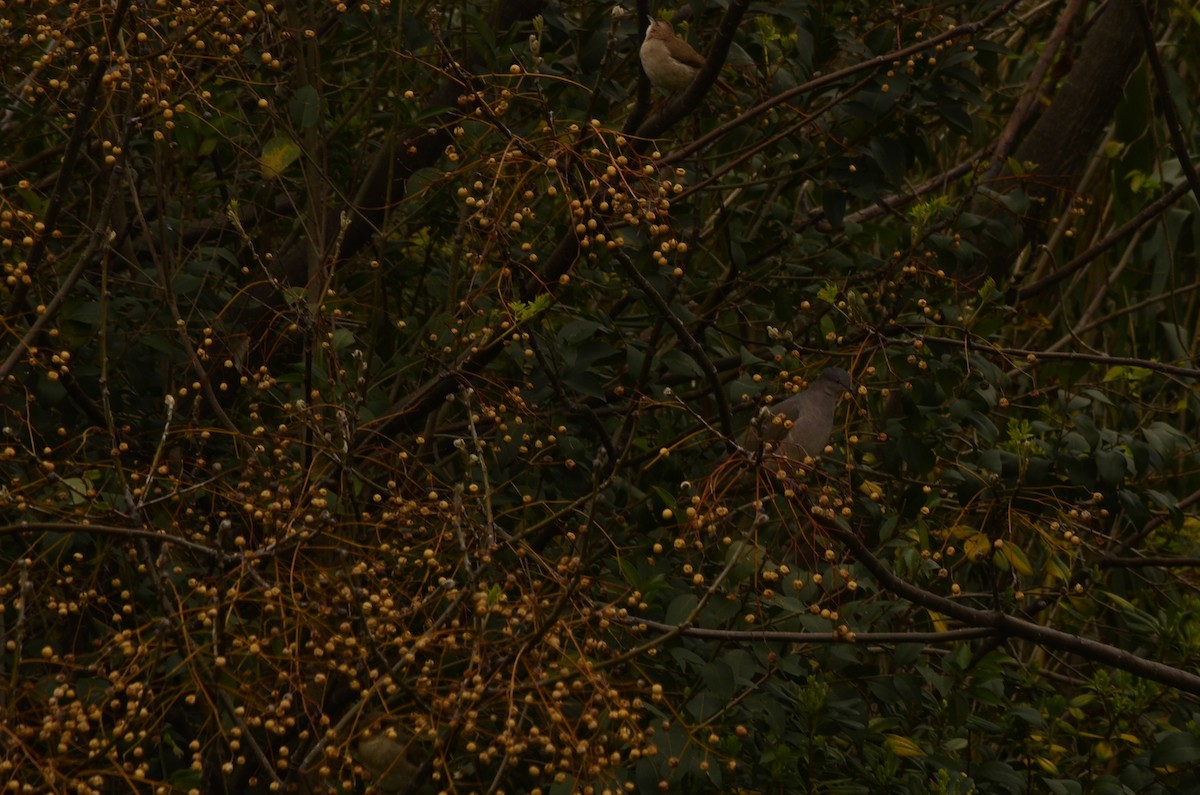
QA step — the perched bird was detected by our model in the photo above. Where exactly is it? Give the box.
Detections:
[640,17,710,94]
[744,368,853,462]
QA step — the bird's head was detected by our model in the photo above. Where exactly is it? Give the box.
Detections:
[645,18,674,41]
[819,367,853,395]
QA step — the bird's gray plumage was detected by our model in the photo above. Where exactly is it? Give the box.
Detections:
[744,367,852,462]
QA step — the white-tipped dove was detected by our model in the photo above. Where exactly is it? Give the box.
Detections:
[744,367,853,462]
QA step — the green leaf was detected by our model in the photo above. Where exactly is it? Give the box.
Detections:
[940,101,973,134]
[405,167,444,197]
[509,294,551,324]
[1095,450,1127,486]
[1009,706,1045,726]
[329,328,357,351]
[664,594,698,626]
[659,349,702,378]
[822,189,846,227]
[974,761,1024,790]
[1150,732,1200,769]
[885,734,925,757]
[558,319,606,345]
[1072,414,1100,449]
[289,85,321,129]
[996,542,1033,576]
[60,477,89,506]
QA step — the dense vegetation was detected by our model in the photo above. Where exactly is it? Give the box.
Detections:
[3,0,1200,793]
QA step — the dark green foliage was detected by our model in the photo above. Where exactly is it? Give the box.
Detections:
[2,1,1200,794]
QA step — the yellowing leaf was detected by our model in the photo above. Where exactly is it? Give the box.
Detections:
[1096,590,1139,612]
[857,479,883,499]
[261,136,301,178]
[927,610,949,633]
[1181,515,1200,540]
[964,532,991,561]
[885,734,925,757]
[1102,365,1152,384]
[1046,555,1072,583]
[61,477,90,505]
[997,541,1033,575]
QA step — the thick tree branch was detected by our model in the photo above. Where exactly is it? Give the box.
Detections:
[623,615,997,645]
[827,522,1200,697]
[984,0,1086,180]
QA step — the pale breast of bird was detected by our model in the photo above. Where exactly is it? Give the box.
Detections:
[640,19,706,94]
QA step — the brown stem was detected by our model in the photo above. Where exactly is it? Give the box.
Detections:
[0,521,227,560]
[623,615,997,645]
